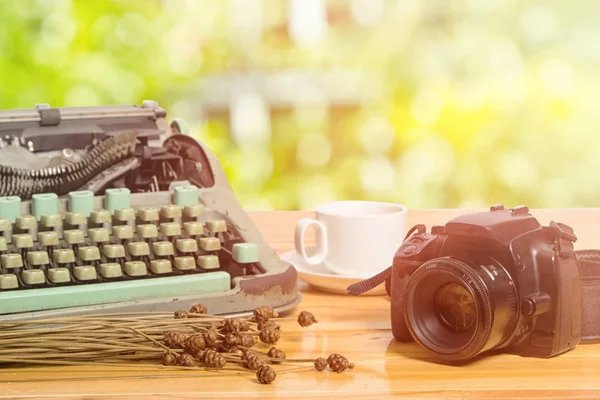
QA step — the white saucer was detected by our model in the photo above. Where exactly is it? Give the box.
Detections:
[280,246,388,296]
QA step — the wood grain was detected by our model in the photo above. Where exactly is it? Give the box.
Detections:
[2,208,600,399]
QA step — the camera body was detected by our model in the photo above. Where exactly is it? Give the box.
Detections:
[390,204,582,361]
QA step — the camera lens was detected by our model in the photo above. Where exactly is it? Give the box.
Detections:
[434,283,476,332]
[403,257,518,361]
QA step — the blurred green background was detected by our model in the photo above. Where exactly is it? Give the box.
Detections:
[1,0,598,210]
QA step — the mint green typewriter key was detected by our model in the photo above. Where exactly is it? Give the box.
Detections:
[40,214,62,229]
[152,241,174,257]
[100,263,123,278]
[138,207,159,222]
[78,246,101,262]
[175,256,196,271]
[197,255,220,270]
[0,218,11,233]
[48,267,71,283]
[0,274,18,289]
[114,208,135,222]
[105,188,131,214]
[206,220,227,233]
[0,237,6,253]
[124,261,147,277]
[161,204,182,219]
[176,238,198,253]
[183,221,204,236]
[53,249,75,265]
[128,242,150,257]
[90,209,112,224]
[232,243,259,263]
[74,265,97,281]
[65,212,87,226]
[15,215,37,231]
[88,228,110,243]
[32,193,58,221]
[69,190,94,217]
[160,222,181,237]
[150,259,172,274]
[37,231,59,247]
[174,185,199,207]
[1,253,23,269]
[22,269,46,285]
[0,197,21,223]
[184,204,204,219]
[199,237,221,251]
[63,230,85,245]
[112,225,134,241]
[103,244,125,259]
[137,224,158,240]
[12,234,33,249]
[27,251,50,267]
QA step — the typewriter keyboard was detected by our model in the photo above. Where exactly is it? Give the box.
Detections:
[0,185,261,314]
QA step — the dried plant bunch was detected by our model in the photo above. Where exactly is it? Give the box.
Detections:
[0,306,354,385]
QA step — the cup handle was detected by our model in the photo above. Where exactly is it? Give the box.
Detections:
[295,218,328,265]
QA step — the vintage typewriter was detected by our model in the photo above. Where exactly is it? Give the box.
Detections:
[0,101,300,321]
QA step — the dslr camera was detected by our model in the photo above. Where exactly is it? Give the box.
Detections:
[354,204,590,362]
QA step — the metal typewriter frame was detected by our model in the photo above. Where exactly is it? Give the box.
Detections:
[0,101,301,320]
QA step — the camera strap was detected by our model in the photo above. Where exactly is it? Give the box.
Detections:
[346,223,600,344]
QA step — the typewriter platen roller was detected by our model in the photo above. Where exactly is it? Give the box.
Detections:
[0,101,300,321]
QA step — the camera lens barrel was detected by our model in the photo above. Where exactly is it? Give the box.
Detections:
[403,256,519,361]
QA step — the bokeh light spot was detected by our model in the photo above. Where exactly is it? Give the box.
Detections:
[297,133,332,168]
[539,58,574,98]
[41,12,76,49]
[230,92,271,146]
[360,156,397,194]
[116,13,150,47]
[358,117,396,154]
[410,88,444,125]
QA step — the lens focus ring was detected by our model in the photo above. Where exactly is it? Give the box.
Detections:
[402,256,518,362]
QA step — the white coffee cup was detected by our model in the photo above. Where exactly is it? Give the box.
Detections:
[294,201,408,278]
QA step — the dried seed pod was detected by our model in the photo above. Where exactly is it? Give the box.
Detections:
[163,331,188,349]
[162,352,179,366]
[314,357,328,371]
[174,310,188,319]
[267,347,286,364]
[238,320,250,332]
[184,333,206,353]
[257,365,276,384]
[328,354,354,373]
[178,352,197,367]
[242,352,264,370]
[229,346,244,356]
[259,325,280,345]
[224,333,240,346]
[189,303,208,314]
[254,305,278,322]
[327,353,341,363]
[297,311,318,327]
[202,349,226,368]
[257,319,279,331]
[239,333,257,348]
[223,318,244,333]
[203,328,219,347]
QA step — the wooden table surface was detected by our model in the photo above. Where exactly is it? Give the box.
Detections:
[2,208,600,399]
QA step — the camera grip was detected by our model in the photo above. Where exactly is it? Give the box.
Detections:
[391,271,414,342]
